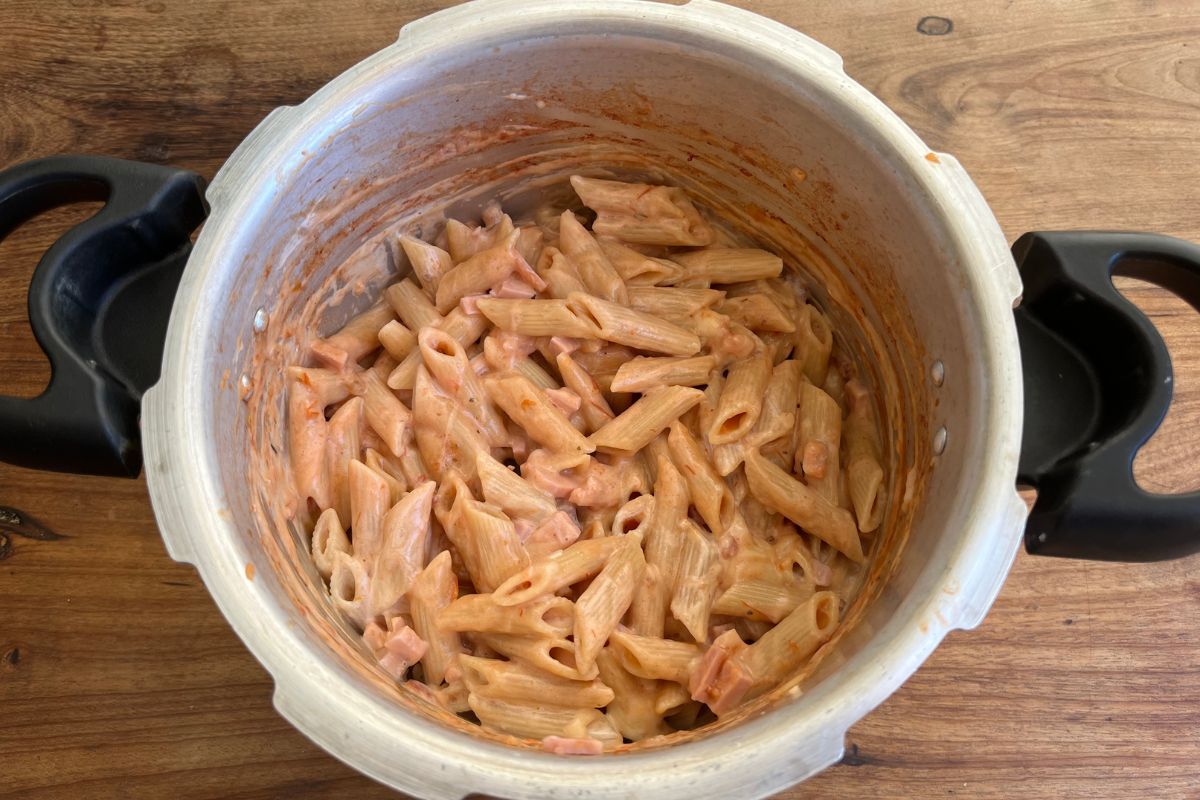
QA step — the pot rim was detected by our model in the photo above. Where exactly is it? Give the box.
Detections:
[144,1,1027,798]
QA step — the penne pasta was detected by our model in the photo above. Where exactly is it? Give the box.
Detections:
[459,654,613,708]
[667,421,736,534]
[362,447,406,505]
[596,647,668,740]
[844,380,886,533]
[378,319,417,361]
[717,293,796,333]
[609,355,717,394]
[439,593,573,638]
[571,175,713,247]
[476,450,557,523]
[744,448,863,563]
[468,694,619,749]
[515,225,545,267]
[411,365,491,482]
[536,246,589,299]
[716,591,840,711]
[598,238,685,285]
[388,308,490,391]
[408,551,462,685]
[574,535,647,672]
[558,209,629,303]
[476,297,599,339]
[611,494,656,538]
[796,382,842,505]
[670,520,720,642]
[418,326,507,445]
[671,248,782,283]
[609,630,701,685]
[628,562,667,639]
[445,215,515,264]
[362,369,412,457]
[328,550,372,629]
[556,352,616,433]
[396,234,453,294]
[655,681,693,718]
[369,481,436,617]
[287,366,360,408]
[567,292,701,357]
[643,453,688,598]
[311,507,350,582]
[325,396,363,525]
[348,459,390,566]
[492,536,626,606]
[793,304,834,385]
[588,385,705,453]
[437,475,529,593]
[288,370,332,510]
[484,371,595,455]
[320,301,394,364]
[386,278,442,332]
[711,574,810,624]
[711,359,802,476]
[435,229,525,313]
[473,633,599,681]
[627,286,725,320]
[707,350,771,445]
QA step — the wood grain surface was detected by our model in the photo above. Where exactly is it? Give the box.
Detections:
[2,1,1199,798]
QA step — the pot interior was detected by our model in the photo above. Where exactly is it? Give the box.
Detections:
[207,15,996,756]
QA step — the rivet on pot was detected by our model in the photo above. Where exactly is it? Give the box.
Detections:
[239,373,252,400]
[933,426,948,454]
[253,308,268,333]
[930,359,944,387]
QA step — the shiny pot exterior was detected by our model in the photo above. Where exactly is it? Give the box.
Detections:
[142,1,1028,798]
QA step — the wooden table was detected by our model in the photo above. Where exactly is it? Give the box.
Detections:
[2,1,1198,797]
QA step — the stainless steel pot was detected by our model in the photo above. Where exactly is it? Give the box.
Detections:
[2,1,1198,798]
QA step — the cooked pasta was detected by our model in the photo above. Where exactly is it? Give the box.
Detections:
[288,176,884,752]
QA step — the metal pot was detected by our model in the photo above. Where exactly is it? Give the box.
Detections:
[1,1,1197,798]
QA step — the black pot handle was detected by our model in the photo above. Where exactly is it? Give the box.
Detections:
[1015,231,1200,562]
[0,155,207,478]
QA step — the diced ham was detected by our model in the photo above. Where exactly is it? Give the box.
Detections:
[545,387,583,416]
[542,735,604,755]
[362,620,388,654]
[690,629,748,708]
[547,336,580,357]
[458,294,487,315]
[385,625,428,662]
[511,253,548,292]
[485,330,539,369]
[374,623,428,680]
[493,276,539,299]
[379,650,411,679]
[310,339,350,371]
[802,441,828,480]
[707,658,754,716]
